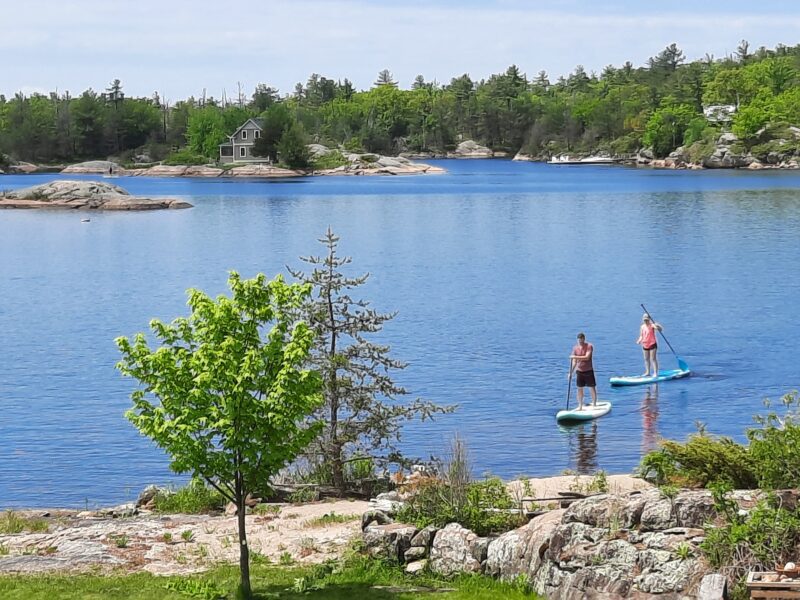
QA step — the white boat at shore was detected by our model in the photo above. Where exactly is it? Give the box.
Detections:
[548,155,619,165]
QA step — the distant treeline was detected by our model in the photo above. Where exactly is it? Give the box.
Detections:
[1,41,799,166]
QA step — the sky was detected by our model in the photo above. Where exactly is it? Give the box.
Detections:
[1,0,799,101]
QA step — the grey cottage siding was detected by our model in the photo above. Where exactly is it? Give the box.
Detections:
[219,118,266,163]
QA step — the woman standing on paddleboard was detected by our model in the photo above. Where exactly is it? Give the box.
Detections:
[637,314,662,377]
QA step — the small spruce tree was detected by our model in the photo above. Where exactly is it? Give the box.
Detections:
[289,229,451,492]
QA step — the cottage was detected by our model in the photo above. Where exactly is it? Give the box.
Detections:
[219,118,266,163]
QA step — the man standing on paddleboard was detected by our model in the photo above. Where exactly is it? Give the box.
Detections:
[570,333,597,410]
[636,314,663,377]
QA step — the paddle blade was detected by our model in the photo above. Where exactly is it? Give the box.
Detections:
[677,357,689,372]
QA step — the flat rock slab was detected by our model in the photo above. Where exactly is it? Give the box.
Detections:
[0,499,367,575]
[0,180,191,210]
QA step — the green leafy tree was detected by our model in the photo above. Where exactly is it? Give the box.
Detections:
[186,106,227,158]
[116,273,322,599]
[643,104,697,157]
[288,229,451,493]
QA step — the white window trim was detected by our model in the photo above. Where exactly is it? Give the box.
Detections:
[242,130,248,140]
[240,147,246,157]
[254,130,260,139]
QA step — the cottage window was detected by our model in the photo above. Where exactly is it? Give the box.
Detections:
[240,147,246,157]
[254,130,260,139]
[242,130,248,140]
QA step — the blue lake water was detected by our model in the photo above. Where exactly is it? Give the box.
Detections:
[1,160,800,507]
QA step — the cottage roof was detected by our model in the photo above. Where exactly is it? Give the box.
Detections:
[228,118,265,140]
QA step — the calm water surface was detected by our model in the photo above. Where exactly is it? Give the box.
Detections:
[1,160,800,507]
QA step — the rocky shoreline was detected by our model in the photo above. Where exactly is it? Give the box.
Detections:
[0,180,191,211]
[361,474,755,600]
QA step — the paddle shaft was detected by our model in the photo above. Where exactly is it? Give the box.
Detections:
[566,363,573,411]
[640,304,679,358]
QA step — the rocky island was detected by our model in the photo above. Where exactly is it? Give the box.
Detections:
[0,180,192,210]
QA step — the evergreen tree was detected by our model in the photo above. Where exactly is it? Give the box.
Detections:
[277,121,310,168]
[375,69,397,87]
[412,75,427,90]
[288,230,451,493]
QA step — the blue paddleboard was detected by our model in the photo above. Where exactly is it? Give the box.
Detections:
[609,368,690,386]
[556,401,612,423]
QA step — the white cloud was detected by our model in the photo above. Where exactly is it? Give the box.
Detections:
[2,0,798,97]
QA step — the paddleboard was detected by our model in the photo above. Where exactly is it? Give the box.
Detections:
[609,368,690,386]
[556,401,612,423]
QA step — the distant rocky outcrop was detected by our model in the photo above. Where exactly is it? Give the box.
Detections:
[448,140,495,158]
[0,180,191,210]
[318,153,445,176]
[638,127,800,170]
[62,160,121,174]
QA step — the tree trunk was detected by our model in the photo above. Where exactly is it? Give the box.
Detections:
[236,474,251,599]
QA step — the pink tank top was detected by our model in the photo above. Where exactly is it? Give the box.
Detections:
[572,343,593,372]
[640,324,657,348]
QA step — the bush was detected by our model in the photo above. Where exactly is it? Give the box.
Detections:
[638,432,757,488]
[162,149,210,166]
[701,486,800,597]
[395,435,525,536]
[639,392,800,490]
[311,150,349,170]
[152,478,225,514]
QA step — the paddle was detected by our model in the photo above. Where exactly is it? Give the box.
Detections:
[640,304,689,372]
[565,363,574,411]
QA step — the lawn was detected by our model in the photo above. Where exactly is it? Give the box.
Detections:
[0,557,540,600]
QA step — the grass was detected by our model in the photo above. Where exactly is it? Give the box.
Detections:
[304,512,360,528]
[0,510,49,534]
[151,479,225,515]
[0,557,542,599]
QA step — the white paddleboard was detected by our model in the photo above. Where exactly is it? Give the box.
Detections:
[556,401,612,423]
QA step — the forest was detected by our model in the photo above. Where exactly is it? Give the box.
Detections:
[1,41,799,168]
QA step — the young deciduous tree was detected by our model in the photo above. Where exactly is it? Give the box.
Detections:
[289,229,451,493]
[116,273,321,599]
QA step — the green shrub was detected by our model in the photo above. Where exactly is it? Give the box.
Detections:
[311,150,349,170]
[702,495,800,580]
[151,478,225,514]
[162,149,210,166]
[397,477,525,536]
[639,392,800,490]
[638,432,757,488]
[747,395,800,488]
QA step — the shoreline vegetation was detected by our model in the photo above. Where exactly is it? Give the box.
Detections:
[2,42,799,177]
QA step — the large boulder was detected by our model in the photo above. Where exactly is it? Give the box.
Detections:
[62,160,122,174]
[0,180,191,211]
[429,523,486,576]
[307,144,332,158]
[363,523,417,564]
[227,164,302,178]
[448,140,494,159]
[485,509,564,580]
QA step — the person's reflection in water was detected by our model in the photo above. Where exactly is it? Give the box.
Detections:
[575,422,598,474]
[642,385,660,454]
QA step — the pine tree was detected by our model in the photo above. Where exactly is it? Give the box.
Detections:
[375,69,397,87]
[289,229,451,493]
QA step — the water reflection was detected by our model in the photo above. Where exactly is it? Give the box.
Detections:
[561,421,598,474]
[642,385,660,454]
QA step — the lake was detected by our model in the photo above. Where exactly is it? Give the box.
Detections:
[1,160,799,507]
